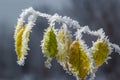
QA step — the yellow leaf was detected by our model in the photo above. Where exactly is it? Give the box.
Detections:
[56,29,72,70]
[15,25,26,63]
[14,21,23,39]
[68,39,90,79]
[92,39,110,67]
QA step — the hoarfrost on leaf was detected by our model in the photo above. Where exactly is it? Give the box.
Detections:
[41,26,58,68]
[14,7,120,80]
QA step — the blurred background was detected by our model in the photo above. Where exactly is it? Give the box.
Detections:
[0,0,120,80]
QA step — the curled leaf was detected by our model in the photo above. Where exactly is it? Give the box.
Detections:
[14,25,26,65]
[56,29,72,71]
[68,39,91,80]
[14,21,23,39]
[41,26,58,68]
[92,39,110,67]
[21,25,31,59]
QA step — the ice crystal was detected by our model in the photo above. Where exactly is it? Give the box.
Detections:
[14,7,120,80]
[41,26,58,68]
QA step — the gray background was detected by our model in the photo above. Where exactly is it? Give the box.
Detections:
[0,0,120,80]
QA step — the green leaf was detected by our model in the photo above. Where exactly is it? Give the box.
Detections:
[41,26,58,68]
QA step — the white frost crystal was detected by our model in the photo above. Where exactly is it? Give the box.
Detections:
[14,7,120,80]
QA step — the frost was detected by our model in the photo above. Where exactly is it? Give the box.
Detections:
[41,26,58,68]
[56,24,72,72]
[111,43,120,55]
[14,24,26,65]
[14,7,120,80]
